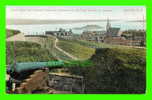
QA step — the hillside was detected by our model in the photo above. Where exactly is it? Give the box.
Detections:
[7,41,57,65]
[57,39,95,60]
[74,39,139,49]
[73,25,103,30]
[67,48,146,93]
[56,38,142,60]
[6,34,146,93]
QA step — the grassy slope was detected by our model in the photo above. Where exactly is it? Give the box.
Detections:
[7,41,57,65]
[91,48,146,72]
[57,39,95,60]
[57,38,139,60]
[67,47,146,93]
[7,36,73,65]
[6,35,146,93]
[74,39,137,49]
[44,36,71,60]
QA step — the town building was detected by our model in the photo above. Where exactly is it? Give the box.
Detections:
[104,36,142,46]
[24,31,46,37]
[103,19,144,46]
[81,31,105,42]
[45,28,73,39]
[106,19,121,37]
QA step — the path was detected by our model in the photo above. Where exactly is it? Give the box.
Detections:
[7,33,26,42]
[7,33,78,60]
[54,37,78,60]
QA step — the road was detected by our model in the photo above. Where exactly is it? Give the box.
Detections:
[54,37,78,60]
[7,33,26,42]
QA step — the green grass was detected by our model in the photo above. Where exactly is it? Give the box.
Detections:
[6,36,74,65]
[57,38,143,60]
[67,47,146,93]
[52,48,72,61]
[6,36,146,93]
[74,39,141,49]
[91,48,146,72]
[57,39,95,60]
[7,41,57,65]
[43,36,72,60]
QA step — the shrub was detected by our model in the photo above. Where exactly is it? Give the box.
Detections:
[67,48,146,93]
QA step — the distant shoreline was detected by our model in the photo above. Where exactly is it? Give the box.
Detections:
[6,19,145,25]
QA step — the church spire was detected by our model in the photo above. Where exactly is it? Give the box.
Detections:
[106,18,111,31]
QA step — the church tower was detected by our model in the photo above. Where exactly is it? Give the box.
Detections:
[106,18,111,32]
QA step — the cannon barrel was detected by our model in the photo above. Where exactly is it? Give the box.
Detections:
[9,61,64,73]
[8,60,93,73]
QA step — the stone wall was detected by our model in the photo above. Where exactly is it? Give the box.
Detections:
[48,73,84,93]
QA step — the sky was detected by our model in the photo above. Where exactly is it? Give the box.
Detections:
[6,6,146,21]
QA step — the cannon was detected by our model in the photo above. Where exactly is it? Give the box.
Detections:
[7,60,64,73]
[7,60,93,74]
[7,60,92,83]
[6,60,92,93]
[6,61,64,93]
